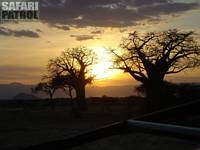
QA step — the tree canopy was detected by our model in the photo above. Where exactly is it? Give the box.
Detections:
[47,47,96,102]
[111,29,200,84]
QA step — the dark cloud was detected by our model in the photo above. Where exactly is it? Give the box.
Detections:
[91,30,103,34]
[70,34,95,41]
[14,30,40,38]
[39,0,199,28]
[0,65,43,81]
[137,2,199,16]
[36,29,43,32]
[0,27,40,38]
[128,0,168,7]
[0,65,44,73]
[119,28,128,33]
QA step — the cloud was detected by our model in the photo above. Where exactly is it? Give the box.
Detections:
[0,65,44,73]
[36,29,43,32]
[38,0,199,28]
[91,30,103,34]
[137,2,199,16]
[49,24,70,31]
[0,27,40,38]
[0,65,43,81]
[128,0,168,7]
[119,28,128,33]
[70,34,95,41]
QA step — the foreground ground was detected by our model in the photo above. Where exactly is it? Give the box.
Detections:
[0,97,145,150]
[70,133,199,150]
[0,97,199,150]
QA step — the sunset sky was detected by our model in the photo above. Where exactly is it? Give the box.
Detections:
[0,0,200,86]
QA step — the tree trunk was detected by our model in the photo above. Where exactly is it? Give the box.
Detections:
[69,86,73,100]
[144,80,164,111]
[49,92,55,110]
[49,92,53,100]
[75,84,88,112]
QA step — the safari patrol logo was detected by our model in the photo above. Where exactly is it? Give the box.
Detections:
[1,0,39,21]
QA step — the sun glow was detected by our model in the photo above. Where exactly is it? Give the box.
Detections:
[91,47,114,80]
[92,62,113,79]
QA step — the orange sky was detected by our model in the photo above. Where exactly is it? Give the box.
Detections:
[0,0,200,86]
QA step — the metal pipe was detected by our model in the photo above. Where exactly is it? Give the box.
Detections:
[127,119,200,140]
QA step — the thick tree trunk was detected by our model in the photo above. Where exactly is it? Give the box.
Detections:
[75,84,88,112]
[144,80,164,111]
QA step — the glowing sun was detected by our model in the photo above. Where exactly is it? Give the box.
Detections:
[92,62,113,79]
[91,47,113,80]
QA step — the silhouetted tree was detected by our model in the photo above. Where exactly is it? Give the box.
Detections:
[33,81,56,100]
[110,29,200,110]
[51,74,78,114]
[52,74,74,100]
[48,47,96,110]
[32,74,61,110]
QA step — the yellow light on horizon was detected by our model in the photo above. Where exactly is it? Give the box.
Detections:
[92,62,113,80]
[90,47,126,82]
[90,47,114,80]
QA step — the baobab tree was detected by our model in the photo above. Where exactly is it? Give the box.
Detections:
[48,47,96,110]
[110,29,200,110]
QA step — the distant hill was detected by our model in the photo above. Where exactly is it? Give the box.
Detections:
[1,82,199,100]
[13,93,40,100]
[0,83,34,100]
[0,82,137,100]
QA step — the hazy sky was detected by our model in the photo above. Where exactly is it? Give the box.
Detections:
[0,0,200,86]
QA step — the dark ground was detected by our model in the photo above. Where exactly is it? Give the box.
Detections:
[70,133,199,150]
[0,97,199,150]
[0,97,145,150]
